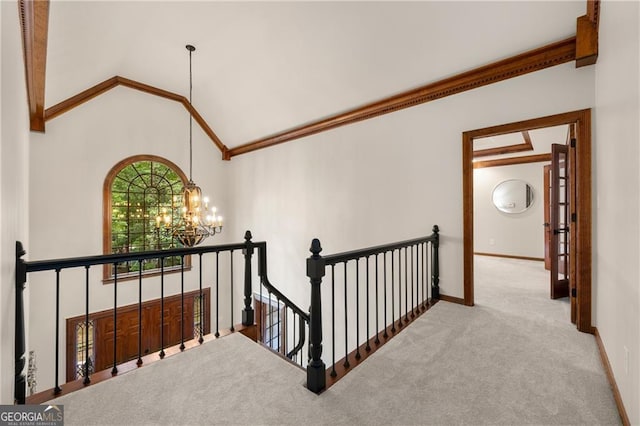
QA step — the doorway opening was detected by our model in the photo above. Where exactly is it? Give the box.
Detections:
[462,109,592,333]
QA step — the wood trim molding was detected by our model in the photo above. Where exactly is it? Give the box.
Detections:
[474,252,544,262]
[227,37,577,158]
[438,294,466,305]
[594,327,631,426]
[473,132,534,158]
[463,109,592,332]
[576,0,600,67]
[44,76,230,159]
[473,153,552,169]
[19,0,50,132]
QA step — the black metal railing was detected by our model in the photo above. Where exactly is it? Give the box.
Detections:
[14,231,307,404]
[306,225,440,393]
[253,232,310,367]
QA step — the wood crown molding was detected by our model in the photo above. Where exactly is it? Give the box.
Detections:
[22,1,596,159]
[576,0,600,67]
[473,131,534,158]
[44,76,230,159]
[227,37,577,158]
[473,153,552,169]
[19,0,49,132]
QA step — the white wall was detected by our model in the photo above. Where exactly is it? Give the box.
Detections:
[229,63,594,311]
[474,163,545,258]
[27,87,236,389]
[593,1,640,423]
[0,1,30,404]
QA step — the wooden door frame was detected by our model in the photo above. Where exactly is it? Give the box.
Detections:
[462,109,593,333]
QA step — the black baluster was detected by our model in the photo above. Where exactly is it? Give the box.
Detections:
[160,261,165,359]
[293,310,297,362]
[391,250,396,333]
[355,260,361,360]
[215,252,220,338]
[398,249,403,329]
[230,250,235,332]
[432,225,440,299]
[54,269,62,393]
[404,247,409,323]
[367,256,373,351]
[383,251,388,339]
[343,262,350,369]
[199,253,205,343]
[85,266,91,384]
[138,263,144,363]
[331,264,336,378]
[180,256,185,350]
[112,265,119,372]
[242,231,255,326]
[412,245,416,317]
[374,254,380,346]
[422,243,426,310]
[306,238,326,393]
[277,297,282,354]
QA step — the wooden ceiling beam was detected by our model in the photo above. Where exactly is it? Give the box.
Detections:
[227,37,577,158]
[44,76,229,158]
[19,0,50,132]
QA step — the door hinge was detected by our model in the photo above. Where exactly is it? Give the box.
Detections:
[571,288,577,297]
[571,213,577,223]
[570,138,576,148]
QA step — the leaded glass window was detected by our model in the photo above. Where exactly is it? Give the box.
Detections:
[104,155,189,279]
[75,320,95,380]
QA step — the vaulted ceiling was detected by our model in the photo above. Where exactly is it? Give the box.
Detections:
[22,1,599,158]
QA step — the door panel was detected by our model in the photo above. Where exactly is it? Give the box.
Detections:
[543,164,551,271]
[550,144,569,299]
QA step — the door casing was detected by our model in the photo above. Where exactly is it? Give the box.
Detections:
[462,109,592,333]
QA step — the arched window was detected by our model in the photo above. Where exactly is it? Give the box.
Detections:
[103,155,189,280]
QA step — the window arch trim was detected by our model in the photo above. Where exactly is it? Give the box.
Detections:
[103,154,190,282]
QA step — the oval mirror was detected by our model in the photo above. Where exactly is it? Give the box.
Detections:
[491,179,534,214]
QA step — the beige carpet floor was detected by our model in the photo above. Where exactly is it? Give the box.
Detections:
[50,256,620,425]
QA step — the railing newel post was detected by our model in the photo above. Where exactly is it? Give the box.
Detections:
[242,230,255,326]
[306,238,326,393]
[431,225,440,300]
[15,242,27,405]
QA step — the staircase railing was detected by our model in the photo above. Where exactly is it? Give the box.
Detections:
[306,225,440,393]
[14,231,307,404]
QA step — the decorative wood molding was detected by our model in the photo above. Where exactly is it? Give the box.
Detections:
[438,294,466,305]
[576,0,600,67]
[474,252,544,262]
[44,76,230,158]
[594,327,631,426]
[473,131,534,158]
[19,0,50,132]
[227,37,577,158]
[473,153,551,169]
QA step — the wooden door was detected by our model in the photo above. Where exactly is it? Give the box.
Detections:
[550,144,569,299]
[67,288,210,382]
[543,164,552,271]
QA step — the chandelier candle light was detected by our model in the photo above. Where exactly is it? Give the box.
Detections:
[156,44,223,247]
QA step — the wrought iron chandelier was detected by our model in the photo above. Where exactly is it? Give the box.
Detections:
[157,44,223,247]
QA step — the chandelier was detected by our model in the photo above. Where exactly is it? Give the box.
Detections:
[156,44,223,247]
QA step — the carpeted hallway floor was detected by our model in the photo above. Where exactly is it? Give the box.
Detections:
[51,256,620,425]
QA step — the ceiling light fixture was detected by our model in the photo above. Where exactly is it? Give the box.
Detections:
[157,44,223,247]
